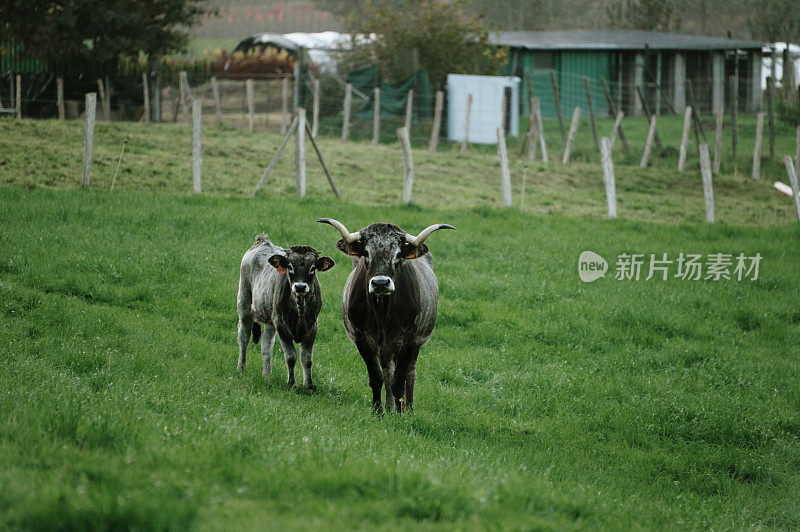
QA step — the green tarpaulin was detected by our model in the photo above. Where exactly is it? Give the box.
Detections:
[347,65,434,120]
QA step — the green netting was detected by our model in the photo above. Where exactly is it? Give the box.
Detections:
[348,65,434,120]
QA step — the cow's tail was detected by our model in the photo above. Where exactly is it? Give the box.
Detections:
[251,322,262,344]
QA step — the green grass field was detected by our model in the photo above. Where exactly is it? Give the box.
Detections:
[1,117,799,529]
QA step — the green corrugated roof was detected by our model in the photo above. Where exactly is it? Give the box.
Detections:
[491,31,763,51]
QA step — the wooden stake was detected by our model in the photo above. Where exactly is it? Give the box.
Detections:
[341,83,352,141]
[562,107,581,164]
[584,77,598,148]
[404,89,413,133]
[192,99,202,194]
[795,126,800,178]
[428,90,443,153]
[731,73,739,174]
[142,73,150,123]
[246,78,255,132]
[550,69,566,141]
[752,112,764,180]
[609,111,624,149]
[527,96,539,162]
[713,108,722,173]
[110,139,128,192]
[767,76,775,158]
[397,126,414,204]
[253,115,299,195]
[82,92,96,187]
[57,77,64,120]
[304,121,340,198]
[678,105,692,171]
[600,77,628,151]
[295,107,306,197]
[15,75,21,119]
[784,155,800,221]
[599,137,617,218]
[97,79,109,121]
[210,76,222,126]
[640,115,658,168]
[460,93,472,154]
[497,127,512,208]
[281,77,289,134]
[373,87,381,146]
[535,99,548,163]
[312,78,320,138]
[699,143,715,223]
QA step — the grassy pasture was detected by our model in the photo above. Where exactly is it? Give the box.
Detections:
[1,117,799,529]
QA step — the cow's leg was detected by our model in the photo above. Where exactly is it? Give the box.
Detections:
[261,322,276,377]
[355,338,383,412]
[237,315,253,372]
[404,352,419,412]
[277,328,297,388]
[382,359,397,413]
[392,346,417,414]
[299,326,317,390]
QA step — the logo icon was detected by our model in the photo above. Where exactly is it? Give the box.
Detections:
[578,251,608,282]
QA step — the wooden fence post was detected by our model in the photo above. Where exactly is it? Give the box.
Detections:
[397,126,414,204]
[584,77,598,149]
[731,75,739,174]
[142,73,150,123]
[312,78,320,138]
[210,76,222,126]
[713,107,723,173]
[550,69,566,141]
[404,89,414,132]
[57,77,64,120]
[562,107,581,164]
[527,96,539,162]
[97,78,109,121]
[497,127,512,208]
[15,75,21,119]
[640,115,658,168]
[609,111,624,149]
[82,92,96,187]
[341,83,352,141]
[373,87,381,146]
[281,77,289,134]
[599,137,617,218]
[600,77,628,151]
[428,90,443,153]
[246,78,255,132]
[795,126,800,178]
[752,111,764,180]
[699,143,715,223]
[784,155,800,222]
[767,77,775,158]
[192,99,202,194]
[535,98,548,163]
[678,105,692,171]
[179,71,190,123]
[460,93,472,154]
[295,107,306,197]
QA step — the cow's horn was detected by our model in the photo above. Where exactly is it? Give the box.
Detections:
[405,224,455,247]
[317,218,360,243]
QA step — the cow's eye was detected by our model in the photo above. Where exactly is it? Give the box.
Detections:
[287,264,294,275]
[309,265,316,275]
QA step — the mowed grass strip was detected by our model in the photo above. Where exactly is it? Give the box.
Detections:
[1,116,798,226]
[0,187,798,529]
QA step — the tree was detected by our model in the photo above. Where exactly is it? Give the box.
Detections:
[339,0,506,87]
[0,0,213,73]
[605,0,681,32]
[746,0,800,43]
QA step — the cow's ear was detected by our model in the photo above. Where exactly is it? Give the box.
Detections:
[336,238,365,257]
[316,256,335,272]
[402,242,428,259]
[268,254,289,274]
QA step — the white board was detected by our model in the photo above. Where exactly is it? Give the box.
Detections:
[447,74,520,144]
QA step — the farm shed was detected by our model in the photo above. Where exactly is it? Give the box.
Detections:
[490,31,764,119]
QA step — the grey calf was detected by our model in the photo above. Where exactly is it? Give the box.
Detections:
[237,235,335,388]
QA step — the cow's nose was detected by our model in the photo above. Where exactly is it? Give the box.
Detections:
[369,276,395,294]
[292,282,309,295]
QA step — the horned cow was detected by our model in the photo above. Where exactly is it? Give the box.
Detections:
[237,234,335,389]
[317,219,454,412]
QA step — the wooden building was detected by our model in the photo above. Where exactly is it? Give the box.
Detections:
[491,30,764,118]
